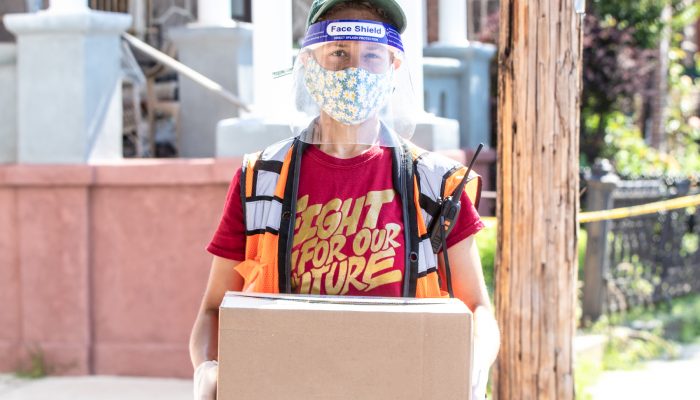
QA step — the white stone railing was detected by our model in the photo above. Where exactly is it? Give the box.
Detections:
[122,33,249,112]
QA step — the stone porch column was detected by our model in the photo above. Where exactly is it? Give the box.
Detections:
[438,0,468,45]
[4,0,131,163]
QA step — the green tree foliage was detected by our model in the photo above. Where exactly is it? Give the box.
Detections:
[600,52,700,179]
[589,0,666,49]
[590,0,699,48]
[581,14,656,165]
[582,0,700,177]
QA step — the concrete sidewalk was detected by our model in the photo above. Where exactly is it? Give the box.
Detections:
[2,345,699,399]
[0,375,192,400]
[588,343,700,400]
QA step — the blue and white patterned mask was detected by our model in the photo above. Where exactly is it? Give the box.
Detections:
[304,56,394,125]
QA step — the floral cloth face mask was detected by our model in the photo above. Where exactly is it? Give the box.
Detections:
[304,56,394,125]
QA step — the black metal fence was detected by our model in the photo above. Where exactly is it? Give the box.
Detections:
[581,160,700,322]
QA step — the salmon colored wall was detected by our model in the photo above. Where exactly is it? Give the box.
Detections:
[0,186,20,371]
[0,149,493,378]
[0,158,240,378]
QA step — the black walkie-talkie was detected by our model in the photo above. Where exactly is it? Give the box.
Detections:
[429,143,484,297]
[430,143,484,253]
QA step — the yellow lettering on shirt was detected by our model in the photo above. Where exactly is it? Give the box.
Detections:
[341,257,368,294]
[383,223,401,250]
[362,190,394,229]
[293,192,403,295]
[317,198,342,240]
[294,195,321,247]
[328,235,347,263]
[336,196,365,236]
[324,261,346,295]
[352,228,371,255]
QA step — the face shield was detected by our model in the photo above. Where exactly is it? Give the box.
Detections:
[290,19,417,147]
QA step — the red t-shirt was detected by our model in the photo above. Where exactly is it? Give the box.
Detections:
[207,145,484,296]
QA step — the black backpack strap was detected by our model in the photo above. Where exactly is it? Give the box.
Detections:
[240,158,248,232]
[277,138,306,293]
[393,140,420,297]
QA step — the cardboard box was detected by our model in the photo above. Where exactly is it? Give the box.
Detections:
[218,292,472,400]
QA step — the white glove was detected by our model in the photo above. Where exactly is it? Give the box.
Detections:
[471,364,489,399]
[471,341,490,399]
[471,308,499,400]
[193,360,218,400]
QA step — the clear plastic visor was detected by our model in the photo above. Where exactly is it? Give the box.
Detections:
[291,38,417,147]
[308,40,399,74]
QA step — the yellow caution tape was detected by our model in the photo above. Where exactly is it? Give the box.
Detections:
[479,194,700,227]
[579,193,700,223]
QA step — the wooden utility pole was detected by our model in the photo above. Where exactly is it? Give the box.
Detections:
[493,0,583,399]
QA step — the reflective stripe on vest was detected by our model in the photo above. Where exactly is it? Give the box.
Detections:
[235,138,482,298]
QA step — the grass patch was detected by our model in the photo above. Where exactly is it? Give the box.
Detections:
[15,346,53,379]
[601,328,679,370]
[575,354,603,400]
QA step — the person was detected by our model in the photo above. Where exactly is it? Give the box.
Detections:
[190,1,500,399]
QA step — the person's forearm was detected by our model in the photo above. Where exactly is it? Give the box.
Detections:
[190,308,219,368]
[473,305,500,365]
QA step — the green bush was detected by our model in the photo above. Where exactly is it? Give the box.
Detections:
[578,229,588,277]
[601,293,700,343]
[476,226,588,296]
[476,225,497,294]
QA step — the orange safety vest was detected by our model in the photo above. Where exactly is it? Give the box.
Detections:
[234,137,482,298]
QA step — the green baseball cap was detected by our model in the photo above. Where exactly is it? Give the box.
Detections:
[307,0,407,33]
